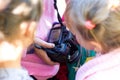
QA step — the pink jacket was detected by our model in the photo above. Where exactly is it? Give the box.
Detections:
[76,48,120,80]
[21,0,61,80]
[22,0,67,79]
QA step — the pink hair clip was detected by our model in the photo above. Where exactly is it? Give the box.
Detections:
[85,20,96,30]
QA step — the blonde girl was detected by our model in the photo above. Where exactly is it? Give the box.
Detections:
[65,0,120,80]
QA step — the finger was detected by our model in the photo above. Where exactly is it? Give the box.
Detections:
[34,37,55,48]
[35,48,59,65]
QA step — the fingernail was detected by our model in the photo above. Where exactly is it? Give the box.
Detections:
[51,44,55,47]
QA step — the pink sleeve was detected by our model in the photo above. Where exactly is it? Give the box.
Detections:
[21,54,59,80]
[35,0,58,41]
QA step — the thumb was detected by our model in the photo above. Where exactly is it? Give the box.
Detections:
[34,37,55,48]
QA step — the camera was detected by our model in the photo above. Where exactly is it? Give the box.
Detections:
[38,23,80,63]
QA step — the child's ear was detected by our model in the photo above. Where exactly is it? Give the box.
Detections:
[20,21,37,38]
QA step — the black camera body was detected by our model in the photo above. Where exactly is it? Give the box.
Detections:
[42,23,80,63]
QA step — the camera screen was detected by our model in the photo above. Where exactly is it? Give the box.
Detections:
[48,28,61,43]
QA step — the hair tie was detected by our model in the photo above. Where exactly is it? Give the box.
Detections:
[85,20,96,30]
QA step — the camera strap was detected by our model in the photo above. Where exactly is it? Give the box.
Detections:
[53,0,64,27]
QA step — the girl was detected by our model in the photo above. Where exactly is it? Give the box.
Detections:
[0,0,42,79]
[65,0,120,80]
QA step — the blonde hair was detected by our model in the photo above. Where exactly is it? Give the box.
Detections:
[0,0,42,43]
[65,0,120,52]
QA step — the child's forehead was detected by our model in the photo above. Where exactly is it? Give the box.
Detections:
[12,3,32,16]
[0,0,11,11]
[0,0,33,18]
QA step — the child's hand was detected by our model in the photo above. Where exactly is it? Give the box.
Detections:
[34,37,55,48]
[34,37,59,65]
[34,47,59,65]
